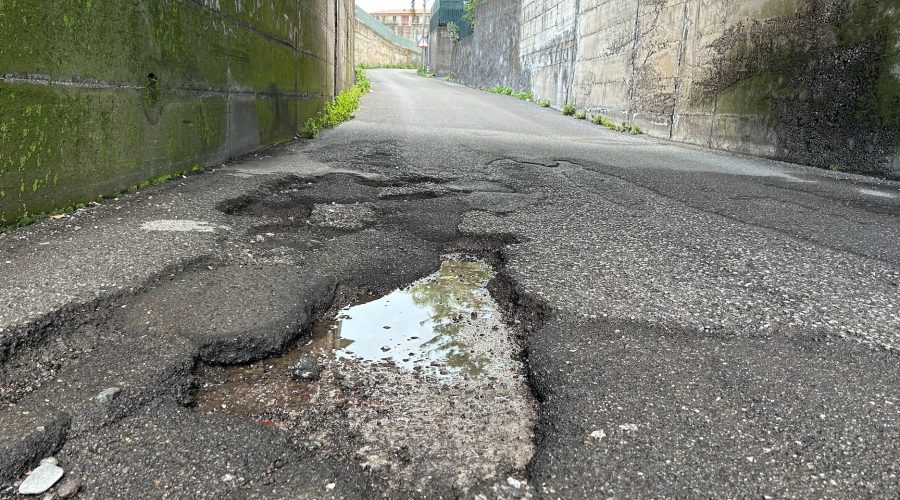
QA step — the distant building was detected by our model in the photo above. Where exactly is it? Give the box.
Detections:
[369,7,431,44]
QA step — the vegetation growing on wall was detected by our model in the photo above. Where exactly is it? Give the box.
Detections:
[699,0,899,175]
[463,0,484,29]
[0,0,353,226]
[447,22,461,42]
[590,114,641,134]
[300,68,372,138]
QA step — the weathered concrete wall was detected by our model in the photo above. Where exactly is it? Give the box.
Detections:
[450,0,530,90]
[0,0,355,225]
[356,10,422,67]
[336,0,357,93]
[521,0,579,105]
[450,0,900,177]
[667,0,899,176]
[427,27,455,75]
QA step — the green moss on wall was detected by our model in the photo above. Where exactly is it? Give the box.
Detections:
[700,0,900,174]
[838,0,899,127]
[0,0,353,226]
[716,72,795,116]
[0,82,229,224]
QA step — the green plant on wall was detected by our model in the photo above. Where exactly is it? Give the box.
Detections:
[300,67,372,139]
[463,0,484,29]
[447,22,460,42]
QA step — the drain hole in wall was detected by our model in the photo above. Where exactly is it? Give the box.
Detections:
[145,73,160,104]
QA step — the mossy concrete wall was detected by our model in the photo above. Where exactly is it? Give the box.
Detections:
[448,0,900,177]
[0,0,355,225]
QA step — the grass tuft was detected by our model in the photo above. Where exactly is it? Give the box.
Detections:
[535,99,551,107]
[590,113,642,134]
[301,67,371,139]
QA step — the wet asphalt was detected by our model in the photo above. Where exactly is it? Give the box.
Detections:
[1,69,899,498]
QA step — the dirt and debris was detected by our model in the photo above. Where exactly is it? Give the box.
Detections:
[195,257,537,495]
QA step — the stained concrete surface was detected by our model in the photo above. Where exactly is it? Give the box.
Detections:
[0,69,898,497]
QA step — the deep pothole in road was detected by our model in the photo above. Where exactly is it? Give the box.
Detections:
[194,255,537,496]
[0,171,544,496]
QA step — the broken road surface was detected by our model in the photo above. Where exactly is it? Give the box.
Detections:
[1,70,899,498]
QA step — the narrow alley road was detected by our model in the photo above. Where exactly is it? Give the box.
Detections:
[1,69,898,498]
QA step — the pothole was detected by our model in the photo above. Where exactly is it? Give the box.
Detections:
[194,256,537,495]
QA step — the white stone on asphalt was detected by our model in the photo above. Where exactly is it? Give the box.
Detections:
[94,387,121,403]
[18,463,64,495]
[589,430,606,441]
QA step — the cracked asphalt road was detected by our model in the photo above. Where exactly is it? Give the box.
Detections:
[1,69,899,498]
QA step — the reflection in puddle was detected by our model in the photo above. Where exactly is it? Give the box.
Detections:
[194,256,535,494]
[320,259,494,377]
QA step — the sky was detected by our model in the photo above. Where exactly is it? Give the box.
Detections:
[356,0,434,13]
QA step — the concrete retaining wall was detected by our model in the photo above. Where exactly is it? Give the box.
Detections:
[443,0,900,177]
[450,0,530,91]
[0,0,355,225]
[427,27,456,76]
[356,9,422,67]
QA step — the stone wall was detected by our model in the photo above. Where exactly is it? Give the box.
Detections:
[450,0,530,90]
[0,0,355,225]
[447,0,900,177]
[427,27,455,75]
[355,9,422,67]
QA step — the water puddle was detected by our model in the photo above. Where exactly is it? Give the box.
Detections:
[194,256,536,494]
[320,258,495,377]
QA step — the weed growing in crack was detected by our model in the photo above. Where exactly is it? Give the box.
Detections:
[574,109,587,120]
[589,113,642,134]
[301,67,371,138]
[512,91,532,101]
[417,68,435,78]
[444,75,455,83]
[562,103,576,116]
[535,99,551,107]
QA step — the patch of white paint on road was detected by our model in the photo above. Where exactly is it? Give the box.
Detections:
[141,220,228,233]
[858,188,897,199]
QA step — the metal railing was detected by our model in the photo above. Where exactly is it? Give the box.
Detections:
[429,0,472,37]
